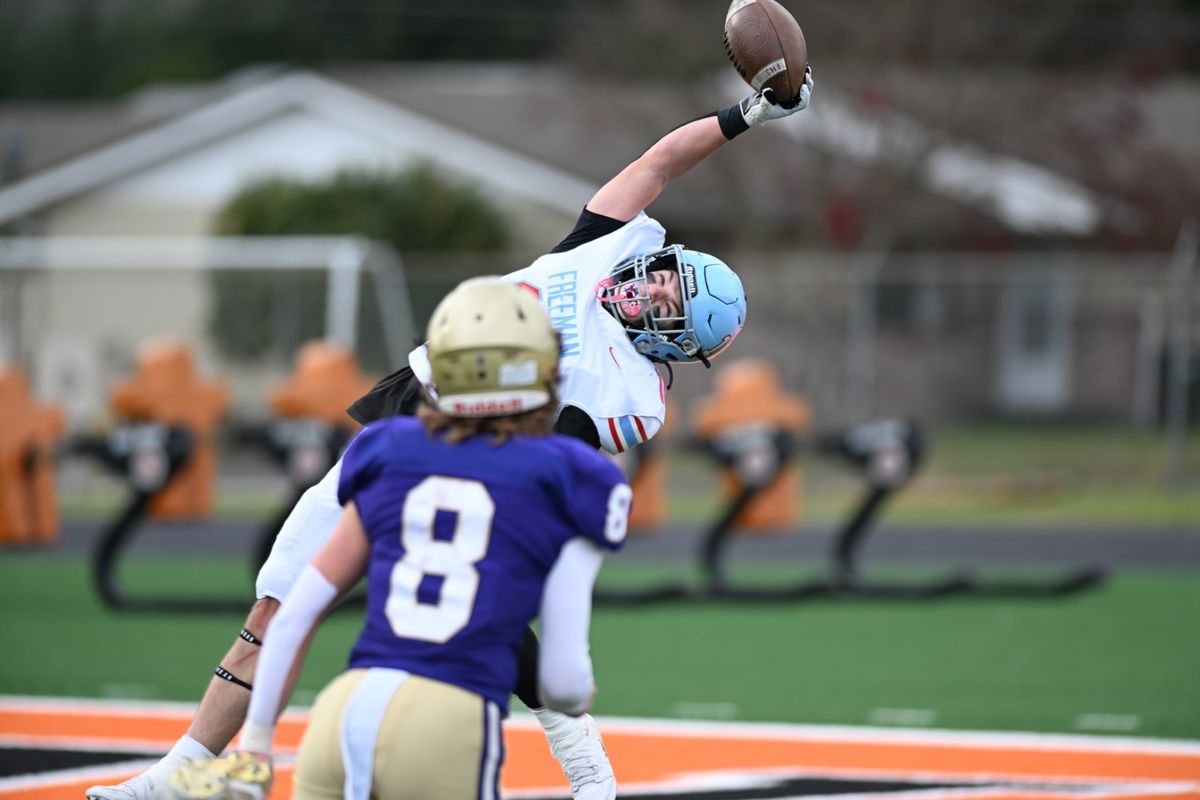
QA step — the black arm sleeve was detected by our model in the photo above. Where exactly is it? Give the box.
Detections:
[549,207,629,253]
[554,405,602,450]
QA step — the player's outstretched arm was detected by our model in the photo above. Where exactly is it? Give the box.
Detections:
[587,67,813,222]
[587,116,728,222]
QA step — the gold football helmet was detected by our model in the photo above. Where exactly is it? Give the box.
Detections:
[427,277,559,417]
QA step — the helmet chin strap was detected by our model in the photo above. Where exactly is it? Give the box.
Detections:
[656,349,711,392]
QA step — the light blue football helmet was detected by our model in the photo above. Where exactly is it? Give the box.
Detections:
[599,245,747,366]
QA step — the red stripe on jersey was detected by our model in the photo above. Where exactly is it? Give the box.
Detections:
[516,281,541,299]
[607,418,625,453]
[633,416,647,443]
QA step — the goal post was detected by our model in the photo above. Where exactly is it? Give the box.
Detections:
[0,235,415,426]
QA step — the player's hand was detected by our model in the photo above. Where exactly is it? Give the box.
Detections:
[739,66,813,126]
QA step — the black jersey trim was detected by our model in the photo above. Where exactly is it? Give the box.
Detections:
[549,207,630,253]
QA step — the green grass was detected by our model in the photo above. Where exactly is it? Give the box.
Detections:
[665,477,1200,527]
[661,422,1200,526]
[591,562,1200,737]
[924,422,1200,480]
[0,556,359,705]
[1,555,1197,739]
[58,423,1200,526]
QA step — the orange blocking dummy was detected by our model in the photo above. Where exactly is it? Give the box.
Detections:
[0,366,65,544]
[691,359,811,530]
[269,341,375,428]
[110,341,229,519]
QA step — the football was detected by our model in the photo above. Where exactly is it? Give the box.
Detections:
[723,0,809,105]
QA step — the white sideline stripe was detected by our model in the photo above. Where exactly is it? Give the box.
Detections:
[0,694,308,722]
[0,756,301,793]
[609,766,1200,795]
[506,714,1200,756]
[3,695,1199,755]
[0,694,202,715]
[0,735,167,753]
[0,732,302,756]
[507,778,1200,800]
[0,759,157,791]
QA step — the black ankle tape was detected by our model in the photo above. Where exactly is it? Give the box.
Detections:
[239,627,263,647]
[214,665,253,691]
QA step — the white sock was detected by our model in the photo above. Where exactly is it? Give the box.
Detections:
[145,735,217,784]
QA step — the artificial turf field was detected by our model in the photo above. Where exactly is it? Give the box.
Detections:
[1,554,1196,740]
[6,700,1200,799]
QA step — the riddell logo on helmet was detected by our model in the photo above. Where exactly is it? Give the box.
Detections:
[452,397,526,415]
[683,264,698,299]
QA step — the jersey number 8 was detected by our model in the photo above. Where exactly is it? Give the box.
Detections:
[386,474,632,644]
[386,476,494,644]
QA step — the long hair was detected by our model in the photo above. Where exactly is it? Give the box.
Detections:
[417,386,559,445]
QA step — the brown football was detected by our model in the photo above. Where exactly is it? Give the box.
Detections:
[723,0,808,105]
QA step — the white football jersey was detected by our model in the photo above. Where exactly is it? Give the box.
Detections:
[409,213,668,454]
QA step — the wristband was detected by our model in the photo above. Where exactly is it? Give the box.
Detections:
[717,102,751,140]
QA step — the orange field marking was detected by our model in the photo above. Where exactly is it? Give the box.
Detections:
[2,697,1198,799]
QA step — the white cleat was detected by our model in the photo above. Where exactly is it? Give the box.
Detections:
[85,773,165,800]
[544,713,617,800]
[169,752,273,800]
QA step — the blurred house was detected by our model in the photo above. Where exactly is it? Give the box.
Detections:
[0,67,595,241]
[0,68,597,424]
[0,64,1196,427]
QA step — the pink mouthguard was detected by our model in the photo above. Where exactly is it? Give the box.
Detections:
[596,278,643,319]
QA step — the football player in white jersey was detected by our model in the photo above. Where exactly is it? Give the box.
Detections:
[85,71,813,800]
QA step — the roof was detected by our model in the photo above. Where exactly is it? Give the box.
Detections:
[0,68,597,227]
[2,62,1194,246]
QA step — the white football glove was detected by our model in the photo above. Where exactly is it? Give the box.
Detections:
[739,66,814,127]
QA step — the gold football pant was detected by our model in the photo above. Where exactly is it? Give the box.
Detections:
[294,668,503,800]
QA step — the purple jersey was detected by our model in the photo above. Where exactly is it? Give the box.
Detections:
[337,416,629,712]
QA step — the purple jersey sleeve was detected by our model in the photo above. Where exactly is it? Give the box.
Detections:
[555,437,632,552]
[337,424,388,506]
